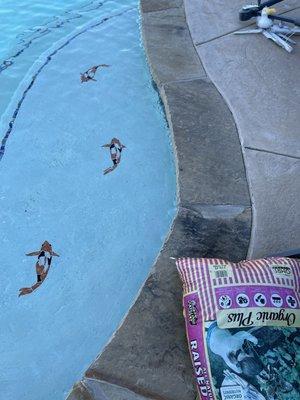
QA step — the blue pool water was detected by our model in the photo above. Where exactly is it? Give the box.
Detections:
[0,1,176,399]
[0,0,124,118]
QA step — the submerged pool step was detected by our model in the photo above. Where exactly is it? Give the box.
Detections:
[67,378,153,400]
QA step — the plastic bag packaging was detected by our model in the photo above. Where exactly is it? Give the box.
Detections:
[176,257,300,400]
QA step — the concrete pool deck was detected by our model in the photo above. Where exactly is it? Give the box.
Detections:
[67,1,299,399]
[185,0,300,259]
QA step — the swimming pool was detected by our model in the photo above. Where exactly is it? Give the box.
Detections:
[0,1,176,399]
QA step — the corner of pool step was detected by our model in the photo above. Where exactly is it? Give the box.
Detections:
[66,380,94,400]
[67,378,155,400]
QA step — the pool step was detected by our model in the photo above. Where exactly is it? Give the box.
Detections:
[67,378,153,400]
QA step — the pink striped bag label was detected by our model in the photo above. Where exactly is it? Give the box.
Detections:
[176,257,300,400]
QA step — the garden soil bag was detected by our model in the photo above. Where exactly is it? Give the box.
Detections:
[176,257,300,400]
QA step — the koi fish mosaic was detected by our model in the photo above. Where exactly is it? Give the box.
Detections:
[102,138,126,175]
[19,242,59,297]
[80,64,110,83]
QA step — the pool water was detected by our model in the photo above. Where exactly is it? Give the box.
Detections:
[0,1,176,399]
[0,0,128,118]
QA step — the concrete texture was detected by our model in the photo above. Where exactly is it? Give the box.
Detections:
[141,0,182,13]
[244,149,300,257]
[176,206,251,261]
[69,379,151,400]
[67,0,253,399]
[141,7,206,86]
[67,382,92,400]
[185,0,299,44]
[197,9,300,158]
[162,79,250,206]
[85,380,151,400]
[188,4,300,257]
